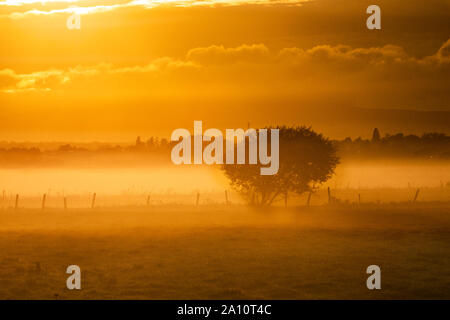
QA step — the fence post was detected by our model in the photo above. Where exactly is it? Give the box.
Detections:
[91,193,96,209]
[147,194,151,206]
[42,193,46,210]
[413,188,420,203]
[15,194,19,209]
[327,187,331,204]
[358,193,361,205]
[196,192,200,207]
[225,190,229,205]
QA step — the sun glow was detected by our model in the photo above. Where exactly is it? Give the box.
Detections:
[0,0,80,5]
[1,0,307,18]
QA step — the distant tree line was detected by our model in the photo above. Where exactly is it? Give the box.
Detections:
[336,129,450,159]
[0,130,449,160]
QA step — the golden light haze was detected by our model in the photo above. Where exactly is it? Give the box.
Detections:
[1,1,450,302]
[1,0,449,141]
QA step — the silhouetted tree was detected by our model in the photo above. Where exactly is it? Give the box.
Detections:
[221,126,339,206]
[372,128,381,142]
[136,136,142,146]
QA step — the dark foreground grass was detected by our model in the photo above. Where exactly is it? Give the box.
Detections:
[0,204,449,299]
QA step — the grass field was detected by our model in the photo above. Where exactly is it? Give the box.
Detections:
[0,203,449,299]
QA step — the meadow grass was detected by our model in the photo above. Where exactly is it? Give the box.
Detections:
[0,203,449,299]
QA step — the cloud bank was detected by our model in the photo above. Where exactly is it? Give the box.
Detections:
[1,40,449,104]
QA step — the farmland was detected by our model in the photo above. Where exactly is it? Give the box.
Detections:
[0,203,449,299]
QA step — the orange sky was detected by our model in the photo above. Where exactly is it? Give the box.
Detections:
[1,0,449,141]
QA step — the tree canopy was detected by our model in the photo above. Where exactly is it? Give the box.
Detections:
[221,126,339,206]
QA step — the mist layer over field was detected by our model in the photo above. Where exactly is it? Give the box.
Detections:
[0,159,449,199]
[0,159,449,299]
